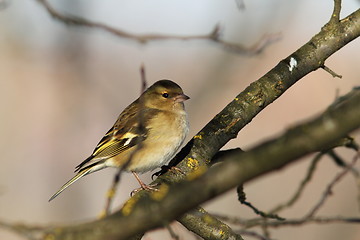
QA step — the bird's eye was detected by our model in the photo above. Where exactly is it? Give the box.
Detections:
[162,92,169,98]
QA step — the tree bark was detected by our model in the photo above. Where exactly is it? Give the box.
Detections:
[42,8,360,240]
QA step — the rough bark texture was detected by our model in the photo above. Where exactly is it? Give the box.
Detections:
[41,8,360,240]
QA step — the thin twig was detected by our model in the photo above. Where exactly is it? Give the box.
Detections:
[260,221,271,240]
[237,185,284,220]
[236,230,272,240]
[270,153,323,213]
[101,170,122,217]
[326,149,360,209]
[140,64,147,92]
[36,0,280,55]
[330,0,342,24]
[305,152,359,218]
[264,216,360,227]
[242,201,285,221]
[327,149,346,167]
[235,0,246,11]
[101,65,148,216]
[354,171,360,211]
[328,146,360,210]
[165,223,180,240]
[218,33,282,54]
[212,214,360,228]
[321,65,342,78]
[122,64,148,171]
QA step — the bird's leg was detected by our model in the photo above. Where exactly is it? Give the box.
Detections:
[131,171,159,196]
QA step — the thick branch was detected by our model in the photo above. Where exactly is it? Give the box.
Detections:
[9,4,357,240]
[32,8,360,240]
[159,8,360,181]
[42,87,360,239]
[178,207,244,240]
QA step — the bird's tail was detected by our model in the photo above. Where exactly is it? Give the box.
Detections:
[48,161,106,202]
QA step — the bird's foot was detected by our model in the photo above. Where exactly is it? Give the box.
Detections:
[130,183,159,196]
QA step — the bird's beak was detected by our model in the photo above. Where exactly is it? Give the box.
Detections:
[175,94,190,103]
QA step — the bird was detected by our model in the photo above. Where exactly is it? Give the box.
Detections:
[49,80,189,201]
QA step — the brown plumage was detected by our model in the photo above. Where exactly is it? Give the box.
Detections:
[49,80,189,201]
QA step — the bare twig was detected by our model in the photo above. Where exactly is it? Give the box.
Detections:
[165,223,180,240]
[327,149,347,167]
[219,33,282,54]
[36,0,279,55]
[328,149,360,210]
[260,222,271,240]
[213,151,360,233]
[321,65,342,78]
[265,216,360,227]
[305,152,359,218]
[101,170,122,217]
[330,0,342,23]
[101,65,148,216]
[213,214,360,228]
[237,230,273,240]
[140,64,147,93]
[355,171,360,211]
[235,0,246,10]
[270,153,323,213]
[2,4,360,240]
[237,185,284,220]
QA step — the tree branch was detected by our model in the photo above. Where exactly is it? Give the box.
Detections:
[41,86,360,239]
[35,0,279,54]
[321,65,342,78]
[159,8,360,182]
[304,153,358,218]
[270,152,324,213]
[6,3,359,240]
[178,207,244,240]
[213,214,360,228]
[330,0,342,24]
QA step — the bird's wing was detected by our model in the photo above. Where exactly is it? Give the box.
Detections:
[74,102,156,173]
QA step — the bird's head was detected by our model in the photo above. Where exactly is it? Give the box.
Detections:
[142,80,190,111]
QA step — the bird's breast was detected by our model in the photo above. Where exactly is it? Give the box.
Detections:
[124,111,188,173]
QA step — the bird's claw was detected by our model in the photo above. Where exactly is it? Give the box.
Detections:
[130,183,159,196]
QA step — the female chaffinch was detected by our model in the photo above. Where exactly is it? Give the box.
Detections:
[49,80,189,201]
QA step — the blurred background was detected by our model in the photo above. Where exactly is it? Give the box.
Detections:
[1,0,360,239]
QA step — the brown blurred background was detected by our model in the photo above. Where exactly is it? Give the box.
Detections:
[1,0,360,239]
